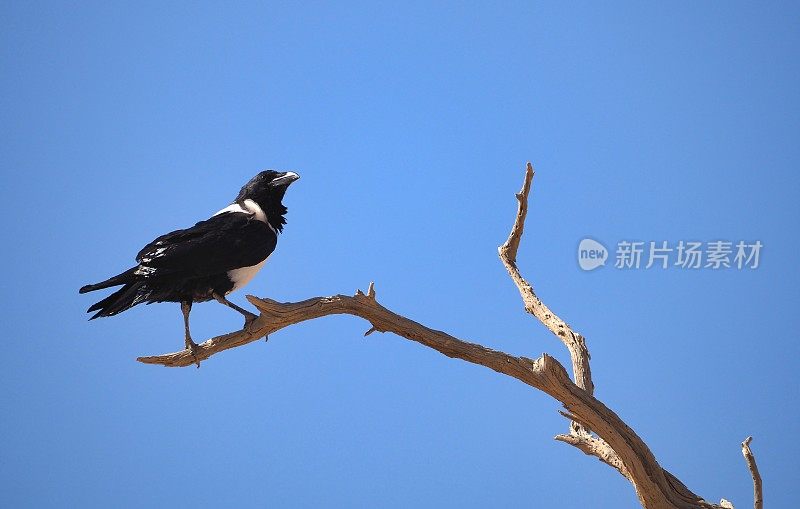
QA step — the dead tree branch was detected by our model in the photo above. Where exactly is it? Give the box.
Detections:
[742,437,763,509]
[136,163,754,509]
[498,162,593,394]
[140,287,716,508]
[498,162,594,444]
[498,163,594,394]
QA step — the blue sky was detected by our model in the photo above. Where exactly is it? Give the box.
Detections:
[1,1,798,507]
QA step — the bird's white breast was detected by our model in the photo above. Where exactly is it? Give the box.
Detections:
[227,257,269,294]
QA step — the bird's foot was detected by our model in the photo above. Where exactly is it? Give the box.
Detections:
[184,337,201,368]
[242,312,269,342]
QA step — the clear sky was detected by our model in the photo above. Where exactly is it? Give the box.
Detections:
[1,2,798,508]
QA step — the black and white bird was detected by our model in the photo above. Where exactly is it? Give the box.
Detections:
[80,170,299,356]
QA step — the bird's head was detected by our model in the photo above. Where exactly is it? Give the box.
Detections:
[235,170,300,232]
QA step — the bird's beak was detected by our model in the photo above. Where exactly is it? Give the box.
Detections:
[271,171,300,187]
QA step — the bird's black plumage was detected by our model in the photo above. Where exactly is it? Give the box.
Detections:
[81,213,276,318]
[80,170,299,355]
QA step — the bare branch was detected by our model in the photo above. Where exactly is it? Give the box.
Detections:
[497,162,594,395]
[554,410,625,478]
[497,162,598,454]
[498,162,535,264]
[137,318,270,367]
[555,432,631,481]
[495,163,729,507]
[138,286,720,508]
[741,437,763,509]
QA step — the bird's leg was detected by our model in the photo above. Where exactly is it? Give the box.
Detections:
[181,301,200,368]
[212,292,263,337]
[212,292,258,325]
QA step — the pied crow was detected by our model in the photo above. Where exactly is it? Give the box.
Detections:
[80,170,299,358]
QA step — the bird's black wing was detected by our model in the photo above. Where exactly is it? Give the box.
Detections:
[136,212,276,277]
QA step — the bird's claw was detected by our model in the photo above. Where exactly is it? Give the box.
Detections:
[242,314,268,342]
[185,338,201,368]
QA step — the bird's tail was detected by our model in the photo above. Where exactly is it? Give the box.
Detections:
[85,281,149,320]
[79,267,138,294]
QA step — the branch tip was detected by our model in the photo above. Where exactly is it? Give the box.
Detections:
[356,282,377,300]
[741,435,763,509]
[498,163,535,263]
[245,294,263,306]
[558,410,576,421]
